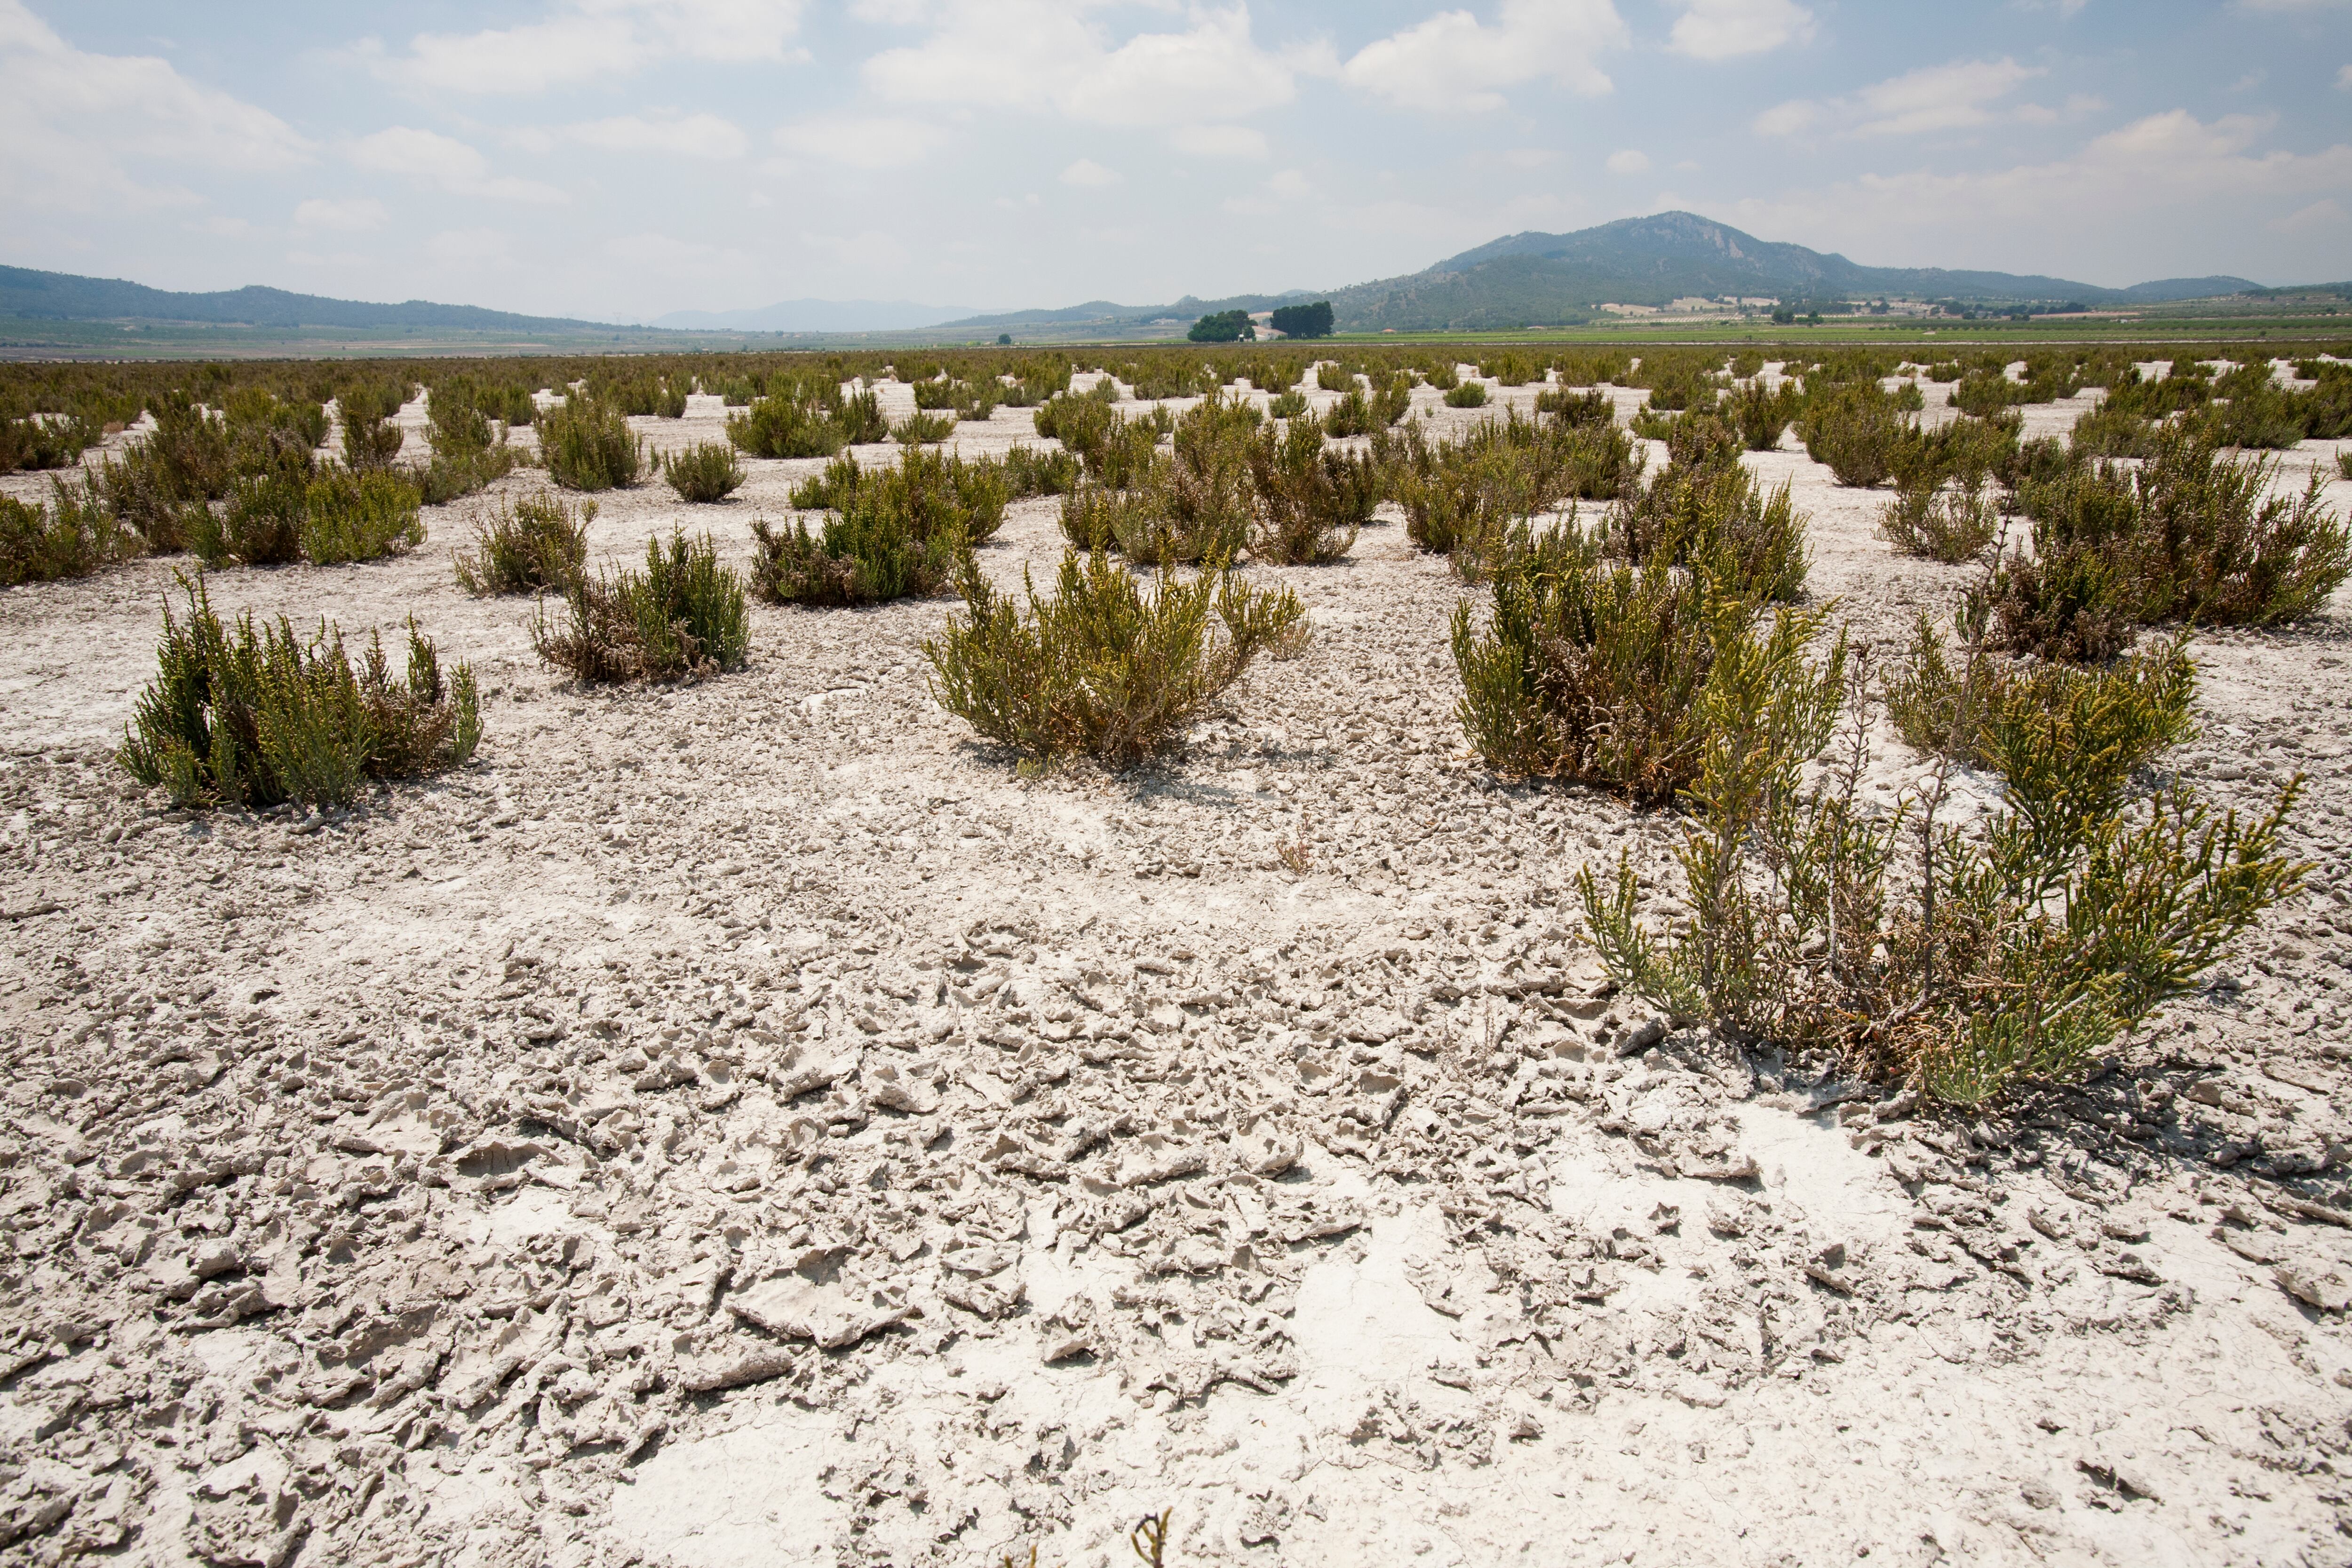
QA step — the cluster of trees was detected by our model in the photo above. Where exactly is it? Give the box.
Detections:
[1188,300,1335,343]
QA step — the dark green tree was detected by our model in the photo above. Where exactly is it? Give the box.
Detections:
[1188,310,1254,343]
[1270,301,1335,339]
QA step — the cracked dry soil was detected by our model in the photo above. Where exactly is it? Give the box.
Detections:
[3,372,2352,1568]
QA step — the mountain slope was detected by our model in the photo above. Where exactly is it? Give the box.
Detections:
[1325,212,2260,331]
[0,265,615,332]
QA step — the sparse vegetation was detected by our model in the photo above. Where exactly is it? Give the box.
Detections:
[535,530,749,683]
[1578,618,2300,1106]
[1981,423,2352,658]
[455,493,593,595]
[892,410,956,445]
[755,446,1005,606]
[661,441,746,503]
[1390,409,1637,575]
[1247,411,1377,565]
[1879,478,1999,564]
[1,480,136,587]
[337,382,408,470]
[300,469,426,565]
[1613,417,1809,602]
[1445,382,1489,409]
[119,578,480,809]
[924,549,1304,767]
[541,396,644,491]
[1266,390,1308,419]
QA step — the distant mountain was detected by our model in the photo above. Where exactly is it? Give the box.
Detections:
[1325,212,2262,331]
[0,264,612,332]
[937,290,1319,334]
[652,299,984,333]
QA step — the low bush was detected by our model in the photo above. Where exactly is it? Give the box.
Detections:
[337,382,408,470]
[1324,388,1378,437]
[541,397,644,491]
[119,579,480,809]
[195,471,307,566]
[1535,387,1611,427]
[1732,380,1804,451]
[418,445,522,506]
[455,493,592,594]
[1422,362,1460,392]
[1612,421,1809,601]
[1,480,137,587]
[1247,411,1376,565]
[754,446,1005,605]
[300,469,425,565]
[1002,443,1081,498]
[1577,623,2298,1106]
[1266,390,1309,419]
[1801,382,1911,487]
[2068,404,2158,460]
[100,396,232,551]
[728,393,848,459]
[1059,483,1148,552]
[426,377,498,462]
[1315,364,1355,394]
[1979,425,2352,657]
[2340,450,2352,481]
[661,442,745,502]
[1454,527,1839,803]
[1480,355,1536,388]
[924,548,1305,767]
[0,412,103,475]
[1879,479,1999,564]
[1445,382,1489,409]
[892,410,956,445]
[1391,410,1636,574]
[535,530,749,682]
[1887,619,2195,830]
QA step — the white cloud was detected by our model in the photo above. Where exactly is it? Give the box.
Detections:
[1756,56,2045,138]
[865,3,1293,127]
[1339,0,1629,112]
[1169,124,1270,159]
[1664,0,1814,61]
[386,0,807,94]
[1060,158,1121,187]
[349,127,569,204]
[1605,148,1650,175]
[773,116,943,170]
[2271,197,2347,232]
[0,0,312,212]
[1266,168,1312,199]
[293,197,387,232]
[2338,63,2352,88]
[1732,110,2352,277]
[556,113,748,159]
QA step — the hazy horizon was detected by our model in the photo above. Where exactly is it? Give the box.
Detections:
[4,0,2349,326]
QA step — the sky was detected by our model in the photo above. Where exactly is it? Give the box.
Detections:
[3,0,2350,324]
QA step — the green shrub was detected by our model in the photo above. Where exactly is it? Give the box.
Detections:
[2340,450,2352,481]
[196,470,307,566]
[0,413,103,475]
[1266,390,1308,419]
[1391,410,1635,573]
[1269,302,1333,339]
[119,579,480,809]
[1315,365,1355,394]
[1060,483,1148,552]
[754,446,1004,606]
[1247,411,1375,565]
[100,395,231,550]
[1536,386,1611,426]
[1732,380,1804,451]
[1887,619,2195,830]
[1324,388,1378,437]
[0,481,136,587]
[426,377,497,462]
[535,530,749,682]
[1454,529,1838,804]
[661,442,745,502]
[301,469,425,565]
[1578,625,2299,1106]
[892,410,956,445]
[1480,355,1535,387]
[418,445,522,506]
[336,382,408,470]
[1613,423,1809,602]
[1002,443,1081,498]
[1981,424,2352,656]
[1422,362,1460,392]
[1879,479,1999,564]
[1372,374,1413,428]
[541,397,644,491]
[727,394,846,459]
[2069,404,2158,460]
[1445,382,1489,409]
[1801,383,1910,487]
[455,493,591,594]
[924,548,1304,767]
